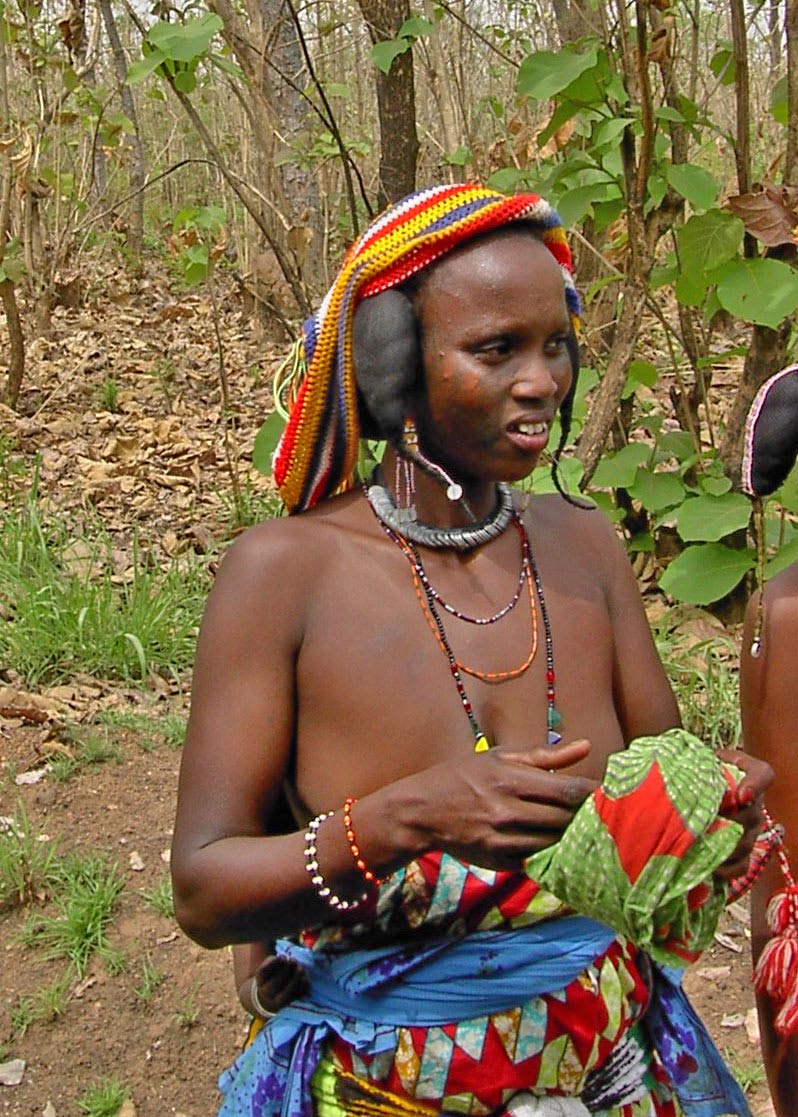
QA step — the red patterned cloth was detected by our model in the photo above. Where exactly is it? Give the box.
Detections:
[307,852,681,1116]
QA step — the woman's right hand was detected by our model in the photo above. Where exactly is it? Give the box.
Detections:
[402,737,597,872]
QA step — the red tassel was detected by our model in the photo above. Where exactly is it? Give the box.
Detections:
[766,885,798,933]
[774,984,798,1037]
[754,931,798,1000]
[753,812,798,1036]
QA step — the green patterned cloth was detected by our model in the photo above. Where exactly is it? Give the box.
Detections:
[525,729,744,966]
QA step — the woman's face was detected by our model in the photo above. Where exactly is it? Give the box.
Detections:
[412,230,573,487]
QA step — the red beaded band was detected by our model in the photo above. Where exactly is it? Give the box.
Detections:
[343,797,383,888]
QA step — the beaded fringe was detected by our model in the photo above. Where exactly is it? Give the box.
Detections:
[751,809,798,1037]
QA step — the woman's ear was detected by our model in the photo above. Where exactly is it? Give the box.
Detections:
[353,289,421,442]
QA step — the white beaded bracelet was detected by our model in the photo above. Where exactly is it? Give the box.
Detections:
[304,810,367,913]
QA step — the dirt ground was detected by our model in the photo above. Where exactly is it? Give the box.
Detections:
[0,263,777,1116]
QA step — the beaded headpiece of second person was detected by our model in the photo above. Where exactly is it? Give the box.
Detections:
[273,183,582,515]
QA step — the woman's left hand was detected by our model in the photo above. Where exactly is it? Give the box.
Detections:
[714,749,774,881]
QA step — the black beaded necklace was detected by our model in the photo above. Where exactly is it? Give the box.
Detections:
[368,493,562,750]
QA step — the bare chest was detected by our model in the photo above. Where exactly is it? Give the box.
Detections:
[293,532,623,799]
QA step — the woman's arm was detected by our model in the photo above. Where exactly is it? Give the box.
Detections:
[741,569,798,1116]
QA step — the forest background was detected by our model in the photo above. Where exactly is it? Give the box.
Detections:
[0,0,796,1114]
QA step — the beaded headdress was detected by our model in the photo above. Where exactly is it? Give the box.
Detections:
[273,183,581,514]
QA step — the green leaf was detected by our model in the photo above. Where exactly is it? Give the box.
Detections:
[173,68,196,93]
[655,106,685,123]
[252,411,286,475]
[764,538,798,580]
[445,146,471,167]
[555,185,601,227]
[125,51,165,84]
[647,173,668,210]
[208,52,245,82]
[530,456,585,496]
[148,14,223,62]
[486,167,524,193]
[371,37,411,74]
[665,164,719,211]
[628,469,686,512]
[626,359,658,387]
[714,258,798,329]
[591,443,650,489]
[592,117,631,148]
[676,492,751,542]
[771,76,788,125]
[516,47,598,101]
[676,211,743,273]
[628,532,654,553]
[674,270,708,307]
[181,243,209,286]
[709,46,736,85]
[774,465,798,514]
[0,256,25,283]
[398,15,434,38]
[697,475,732,496]
[659,543,754,604]
[658,430,698,463]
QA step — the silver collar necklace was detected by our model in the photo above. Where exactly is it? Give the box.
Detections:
[365,478,515,551]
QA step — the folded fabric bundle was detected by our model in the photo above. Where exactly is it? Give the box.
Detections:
[525,729,744,965]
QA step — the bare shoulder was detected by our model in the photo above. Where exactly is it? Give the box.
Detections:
[522,492,625,576]
[207,492,364,630]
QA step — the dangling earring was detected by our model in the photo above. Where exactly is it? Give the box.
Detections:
[400,417,465,505]
[393,444,417,525]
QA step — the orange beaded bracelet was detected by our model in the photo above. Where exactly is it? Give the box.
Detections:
[343,797,383,888]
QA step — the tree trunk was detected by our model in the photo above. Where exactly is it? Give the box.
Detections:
[355,0,418,205]
[98,0,145,260]
[0,279,25,409]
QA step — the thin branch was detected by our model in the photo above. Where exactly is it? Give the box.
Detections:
[435,0,518,68]
[283,0,362,233]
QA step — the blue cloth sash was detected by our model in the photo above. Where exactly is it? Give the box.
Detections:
[218,916,614,1117]
[217,919,749,1117]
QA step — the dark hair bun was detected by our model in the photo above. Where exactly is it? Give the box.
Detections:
[352,290,420,442]
[742,364,798,497]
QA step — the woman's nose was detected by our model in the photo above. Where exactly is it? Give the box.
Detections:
[510,354,562,401]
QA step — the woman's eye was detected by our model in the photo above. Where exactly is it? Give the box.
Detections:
[545,336,569,355]
[476,338,512,358]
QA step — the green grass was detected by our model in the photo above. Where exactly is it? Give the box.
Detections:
[77,1078,129,1117]
[175,979,201,1028]
[95,707,186,751]
[654,626,741,750]
[20,853,124,977]
[9,975,70,1037]
[0,494,209,685]
[0,801,60,909]
[142,872,174,919]
[49,728,124,782]
[133,953,165,1002]
[723,1048,767,1093]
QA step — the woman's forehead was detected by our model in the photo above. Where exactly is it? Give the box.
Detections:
[421,228,563,291]
[418,231,567,318]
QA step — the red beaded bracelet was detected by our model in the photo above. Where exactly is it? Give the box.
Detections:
[343,797,383,888]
